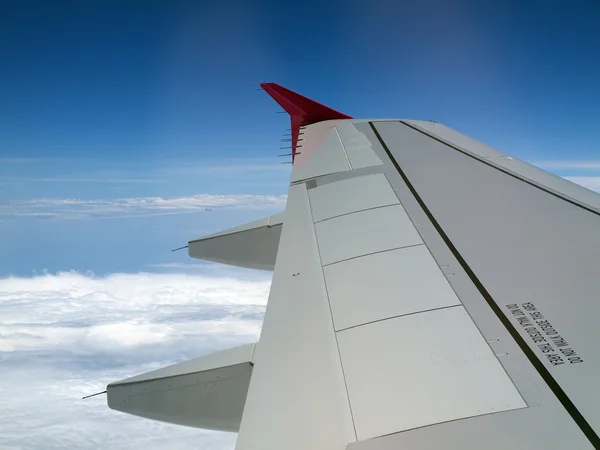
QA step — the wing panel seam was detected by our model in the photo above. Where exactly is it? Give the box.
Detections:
[321,243,424,267]
[336,304,461,333]
[335,126,353,170]
[314,203,400,225]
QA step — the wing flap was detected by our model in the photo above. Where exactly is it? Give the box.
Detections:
[303,167,525,441]
[338,306,526,440]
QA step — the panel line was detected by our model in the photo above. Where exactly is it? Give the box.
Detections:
[314,203,400,225]
[335,304,461,333]
[321,243,424,267]
[335,126,353,170]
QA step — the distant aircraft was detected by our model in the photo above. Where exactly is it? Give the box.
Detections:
[106,83,600,449]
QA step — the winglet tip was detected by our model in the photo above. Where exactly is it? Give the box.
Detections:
[259,82,352,122]
[260,82,352,164]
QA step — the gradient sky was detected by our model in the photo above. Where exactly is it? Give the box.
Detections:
[1,0,599,269]
[1,2,600,448]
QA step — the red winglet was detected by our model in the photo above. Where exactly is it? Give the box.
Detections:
[261,83,352,163]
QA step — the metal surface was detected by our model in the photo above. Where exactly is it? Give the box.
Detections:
[188,213,283,270]
[111,343,255,384]
[323,245,461,331]
[374,121,600,442]
[315,204,423,266]
[291,122,350,183]
[235,183,356,450]
[195,212,283,239]
[335,122,383,169]
[404,120,600,213]
[341,120,600,449]
[107,344,255,431]
[337,306,526,441]
[308,173,399,222]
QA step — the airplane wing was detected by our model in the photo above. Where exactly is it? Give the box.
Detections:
[107,84,600,450]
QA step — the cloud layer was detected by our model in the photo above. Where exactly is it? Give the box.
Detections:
[1,194,287,220]
[0,271,270,449]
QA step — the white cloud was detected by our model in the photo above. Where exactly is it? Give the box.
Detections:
[1,194,287,220]
[0,271,270,449]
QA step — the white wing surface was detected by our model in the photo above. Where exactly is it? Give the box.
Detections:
[106,83,600,450]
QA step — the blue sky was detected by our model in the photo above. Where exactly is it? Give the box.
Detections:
[2,0,600,275]
[1,2,600,448]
